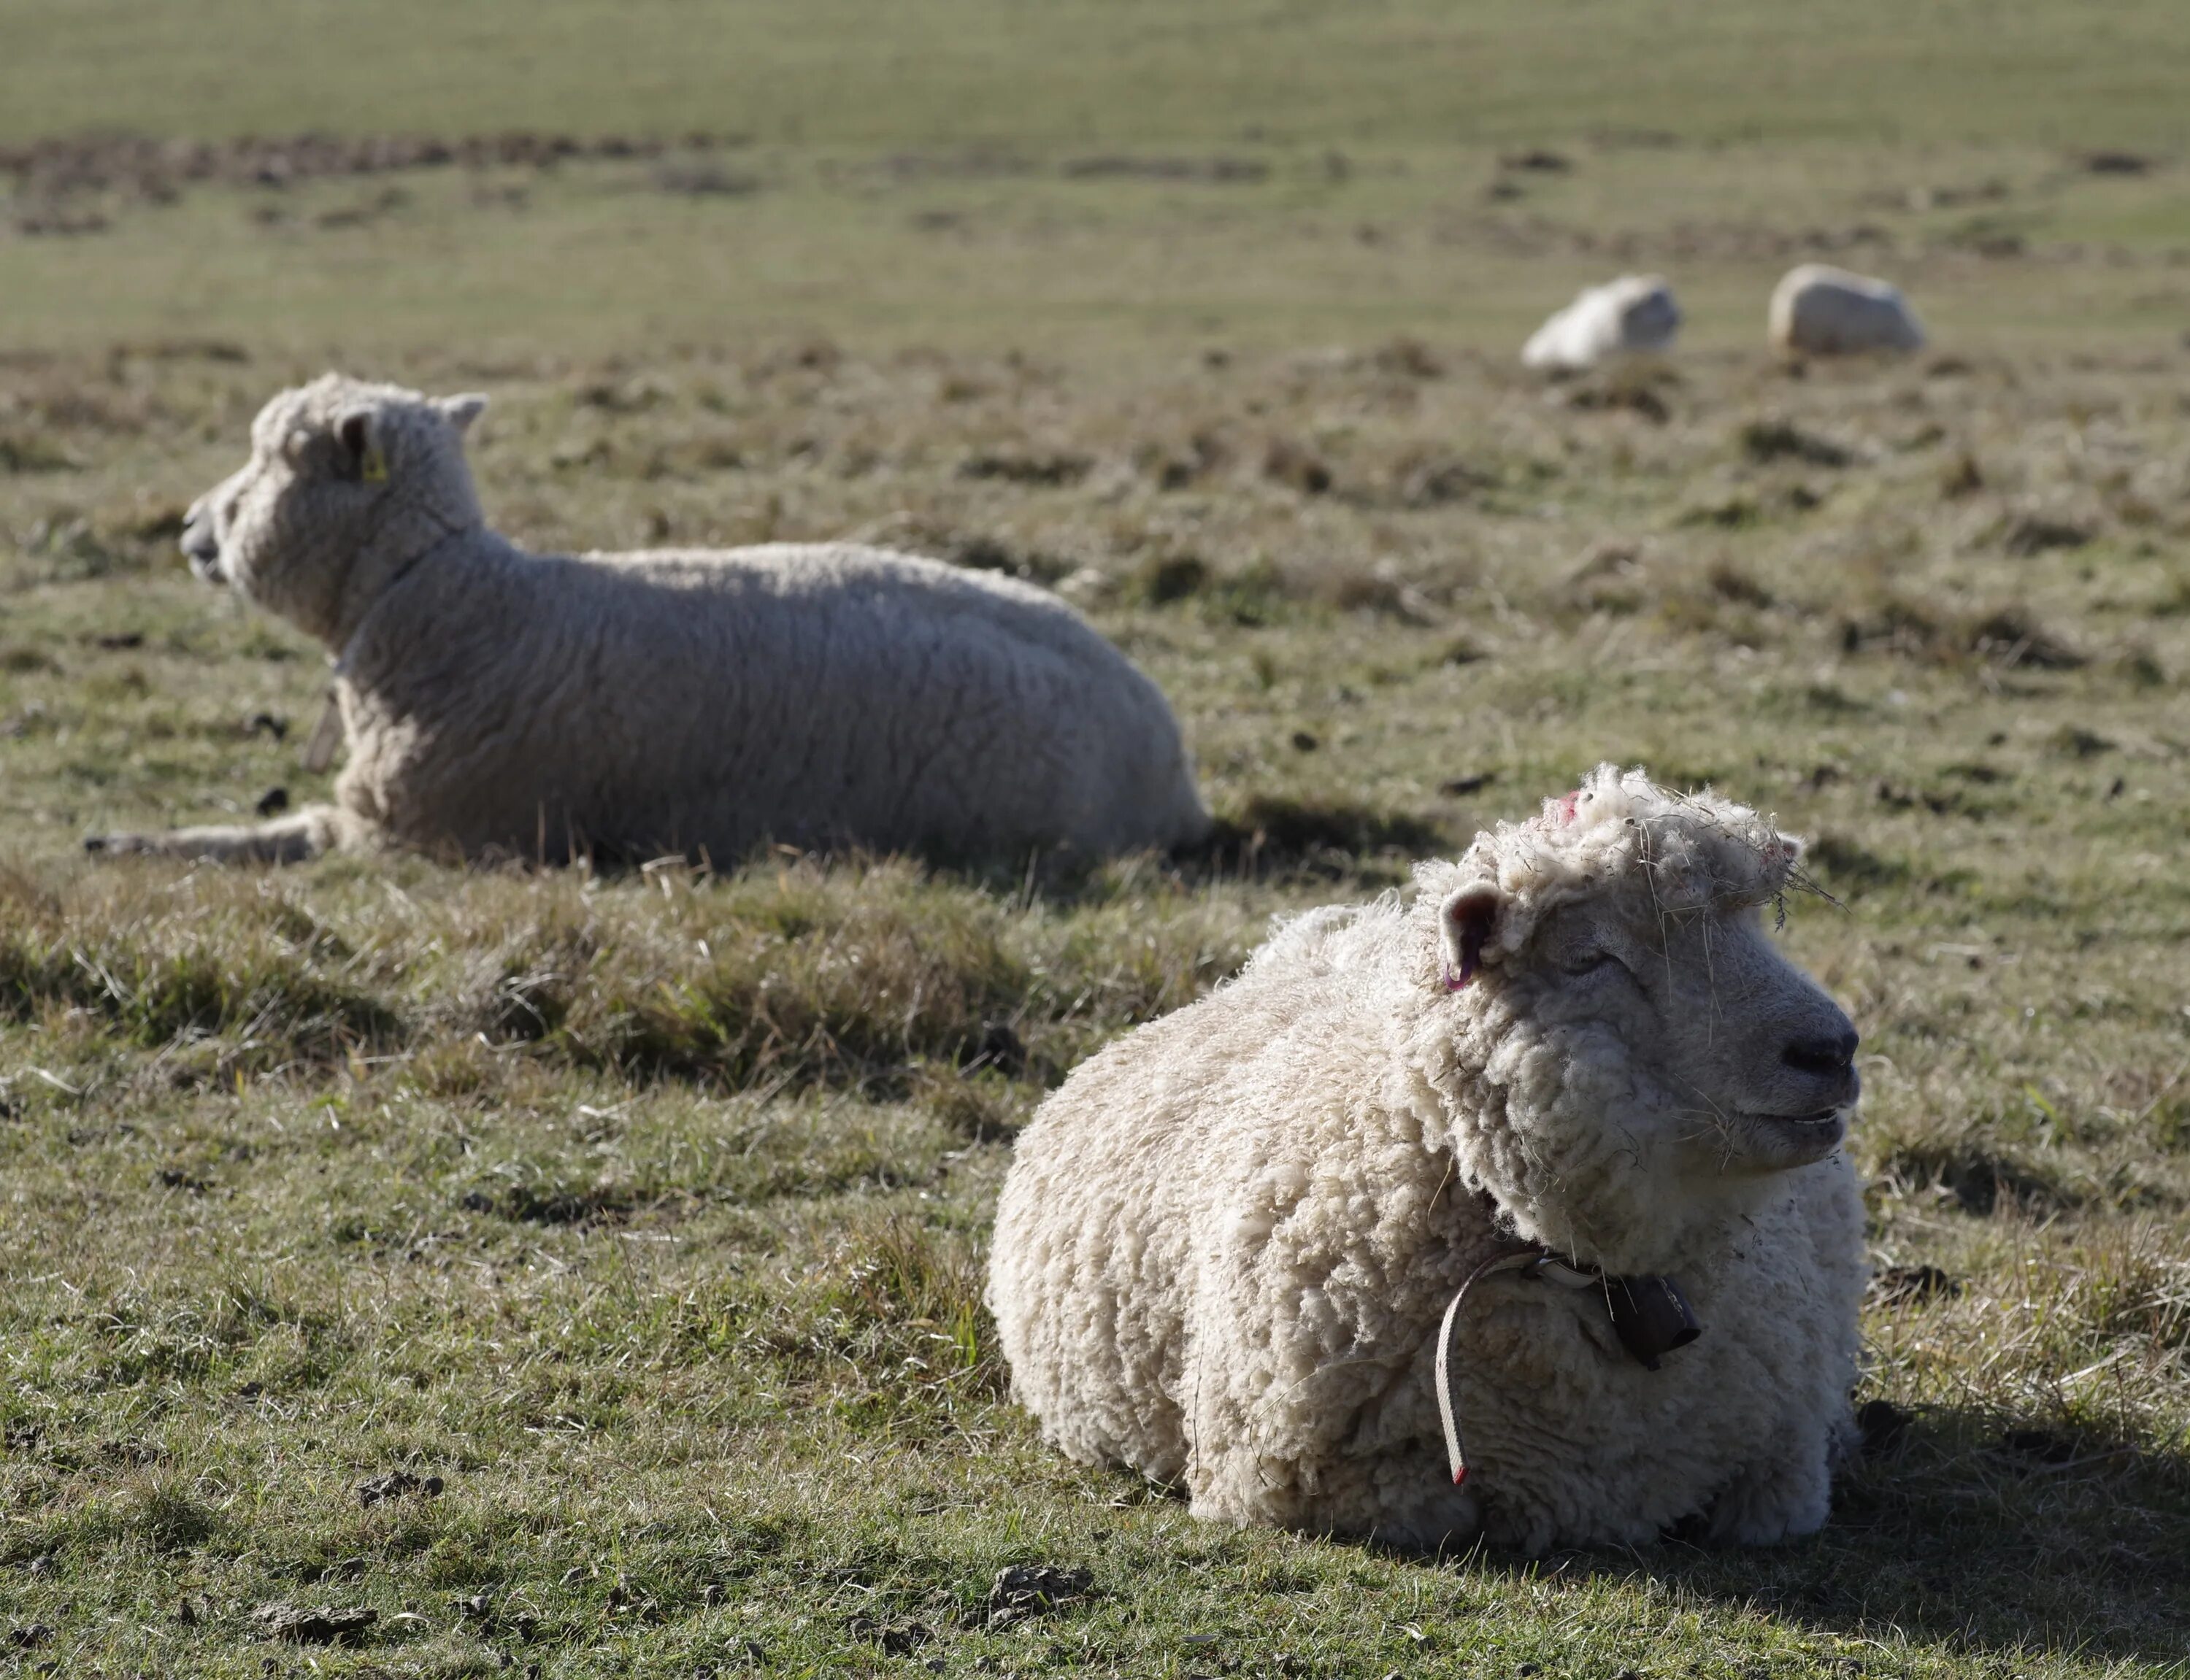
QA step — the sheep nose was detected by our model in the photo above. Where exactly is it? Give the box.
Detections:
[180,509,218,563]
[1781,1028,1859,1078]
[180,506,224,581]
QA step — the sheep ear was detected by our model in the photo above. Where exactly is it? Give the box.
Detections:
[336,409,387,482]
[1438,884,1505,992]
[436,393,488,434]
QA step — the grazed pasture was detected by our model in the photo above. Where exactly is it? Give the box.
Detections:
[3,3,2190,1676]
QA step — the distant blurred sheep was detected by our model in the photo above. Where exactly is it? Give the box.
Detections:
[88,374,1210,866]
[1768,264,1926,355]
[1521,275,1681,371]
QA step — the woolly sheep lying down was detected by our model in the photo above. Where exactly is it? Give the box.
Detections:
[1521,275,1681,372]
[988,767,1865,1554]
[89,374,1210,866]
[1768,263,1925,357]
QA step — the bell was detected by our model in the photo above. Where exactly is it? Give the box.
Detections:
[1605,1275,1701,1371]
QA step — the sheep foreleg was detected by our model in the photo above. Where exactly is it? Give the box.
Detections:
[85,804,347,865]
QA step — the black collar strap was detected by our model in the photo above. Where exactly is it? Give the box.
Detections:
[1434,1248,1701,1487]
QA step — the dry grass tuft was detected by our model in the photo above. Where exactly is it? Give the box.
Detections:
[1740,417,1853,468]
[0,871,399,1076]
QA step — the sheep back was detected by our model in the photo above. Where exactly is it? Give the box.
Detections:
[334,539,1209,862]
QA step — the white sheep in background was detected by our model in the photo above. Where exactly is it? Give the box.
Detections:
[988,766,1866,1554]
[88,374,1210,866]
[1520,275,1682,372]
[1768,264,1926,356]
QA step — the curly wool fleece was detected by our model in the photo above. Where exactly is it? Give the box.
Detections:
[93,374,1210,865]
[988,766,1865,1554]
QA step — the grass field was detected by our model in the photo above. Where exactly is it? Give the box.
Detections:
[4,4,2190,1677]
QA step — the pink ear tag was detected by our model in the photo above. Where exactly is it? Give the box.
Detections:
[1442,892,1494,992]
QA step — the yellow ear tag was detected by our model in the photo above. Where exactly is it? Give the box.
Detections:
[361,446,388,484]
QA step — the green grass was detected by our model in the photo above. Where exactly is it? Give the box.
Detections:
[4,4,2190,1676]
[8,136,2190,358]
[7,0,2190,150]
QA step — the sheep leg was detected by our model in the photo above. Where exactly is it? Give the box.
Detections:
[85,804,347,865]
[1702,1436,1832,1546]
[1287,1449,1484,1554]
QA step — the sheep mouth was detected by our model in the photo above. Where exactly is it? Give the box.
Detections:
[1737,1106,1851,1152]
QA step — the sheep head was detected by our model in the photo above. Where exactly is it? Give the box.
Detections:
[1420,766,1858,1253]
[180,374,488,648]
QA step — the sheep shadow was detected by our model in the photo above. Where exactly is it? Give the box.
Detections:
[1448,1407,2190,1670]
[1183,793,1451,885]
[557,788,1453,899]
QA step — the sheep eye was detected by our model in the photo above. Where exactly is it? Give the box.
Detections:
[1557,946,1621,977]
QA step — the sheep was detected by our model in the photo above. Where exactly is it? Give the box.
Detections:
[86,374,1211,866]
[987,766,1866,1554]
[1768,264,1925,356]
[1520,275,1681,372]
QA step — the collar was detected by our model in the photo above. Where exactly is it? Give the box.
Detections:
[331,524,471,679]
[1433,1244,1701,1489]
